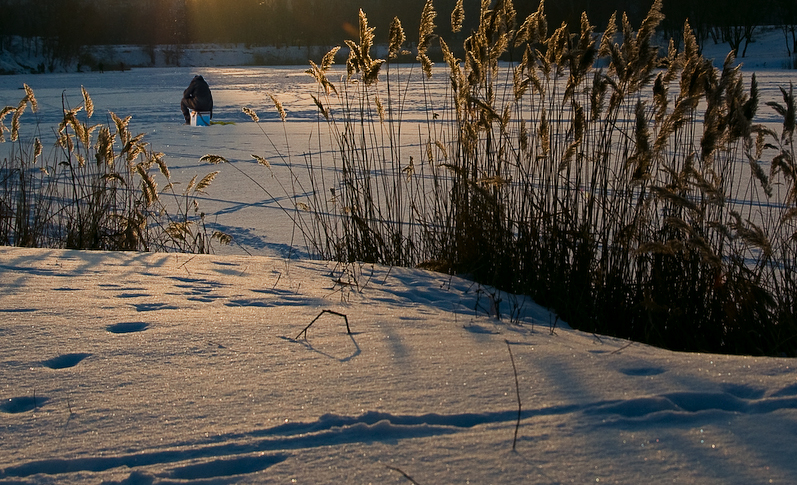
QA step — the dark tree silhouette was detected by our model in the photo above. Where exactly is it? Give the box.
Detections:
[0,0,790,67]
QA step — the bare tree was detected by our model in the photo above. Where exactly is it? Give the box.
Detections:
[774,0,797,63]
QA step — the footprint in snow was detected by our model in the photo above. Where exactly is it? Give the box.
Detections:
[107,322,149,334]
[115,292,151,299]
[42,353,91,369]
[619,367,666,377]
[132,302,178,312]
[0,396,49,414]
[165,454,289,480]
[771,382,797,397]
[721,382,766,400]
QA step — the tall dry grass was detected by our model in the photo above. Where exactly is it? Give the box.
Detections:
[0,86,229,253]
[227,0,796,356]
[196,0,797,356]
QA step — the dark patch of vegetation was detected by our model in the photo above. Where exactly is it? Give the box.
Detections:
[0,0,794,70]
[238,0,796,357]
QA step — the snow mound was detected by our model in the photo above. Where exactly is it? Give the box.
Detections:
[1,247,796,483]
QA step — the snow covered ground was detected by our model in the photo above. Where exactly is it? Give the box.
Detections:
[2,248,797,484]
[1,27,797,484]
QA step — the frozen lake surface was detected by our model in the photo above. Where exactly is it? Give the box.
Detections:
[0,65,455,258]
[2,63,794,258]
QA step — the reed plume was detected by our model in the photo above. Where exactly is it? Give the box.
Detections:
[451,0,464,33]
[345,9,384,85]
[388,17,407,59]
[417,0,437,78]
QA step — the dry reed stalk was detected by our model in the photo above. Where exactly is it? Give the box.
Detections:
[0,86,228,252]
[417,0,437,78]
[270,0,797,356]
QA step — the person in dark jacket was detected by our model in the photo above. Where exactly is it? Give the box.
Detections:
[181,75,213,124]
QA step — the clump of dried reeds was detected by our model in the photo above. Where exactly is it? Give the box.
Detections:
[257,0,795,356]
[0,86,228,253]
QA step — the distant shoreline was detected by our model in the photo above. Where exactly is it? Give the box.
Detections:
[2,25,795,75]
[0,41,410,75]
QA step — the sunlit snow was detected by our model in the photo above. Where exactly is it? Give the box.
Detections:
[1,28,797,484]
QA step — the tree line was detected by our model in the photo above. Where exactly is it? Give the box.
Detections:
[0,0,795,63]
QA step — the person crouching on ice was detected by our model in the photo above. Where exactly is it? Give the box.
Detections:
[181,75,213,124]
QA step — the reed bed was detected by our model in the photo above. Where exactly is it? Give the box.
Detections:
[257,0,796,356]
[0,86,228,253]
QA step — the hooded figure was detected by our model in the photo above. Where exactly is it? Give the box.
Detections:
[181,75,213,124]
